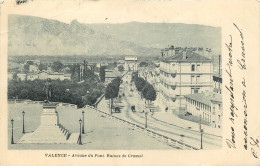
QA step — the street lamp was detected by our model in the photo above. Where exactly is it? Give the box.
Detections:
[22,111,25,134]
[199,115,203,149]
[55,110,59,126]
[11,118,14,144]
[82,111,85,134]
[200,128,204,149]
[78,119,83,145]
[145,112,148,128]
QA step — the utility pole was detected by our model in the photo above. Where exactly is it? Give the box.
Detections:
[78,119,82,145]
[22,111,25,134]
[145,112,148,128]
[200,115,203,149]
[11,119,14,144]
[82,110,85,134]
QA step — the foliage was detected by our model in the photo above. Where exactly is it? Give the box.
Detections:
[142,83,157,101]
[51,61,64,72]
[132,73,156,102]
[100,66,106,82]
[134,77,146,92]
[8,79,105,108]
[118,65,124,71]
[24,64,29,72]
[70,64,80,83]
[38,63,47,71]
[139,61,149,67]
[105,77,122,112]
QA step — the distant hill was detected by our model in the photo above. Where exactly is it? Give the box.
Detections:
[87,23,221,55]
[8,15,221,56]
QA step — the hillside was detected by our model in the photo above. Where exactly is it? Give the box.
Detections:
[87,22,221,54]
[8,15,158,56]
[8,15,221,56]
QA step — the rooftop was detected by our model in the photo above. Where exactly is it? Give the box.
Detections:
[105,70,123,78]
[125,56,137,61]
[163,51,212,63]
[185,92,222,106]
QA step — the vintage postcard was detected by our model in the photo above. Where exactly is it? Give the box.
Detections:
[0,0,259,165]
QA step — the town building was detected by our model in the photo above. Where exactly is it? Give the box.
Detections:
[124,56,138,71]
[26,60,40,66]
[213,75,222,94]
[27,72,39,81]
[29,65,39,72]
[48,72,65,80]
[184,92,222,128]
[159,50,213,115]
[8,71,15,80]
[17,72,27,81]
[104,69,123,85]
[38,70,49,80]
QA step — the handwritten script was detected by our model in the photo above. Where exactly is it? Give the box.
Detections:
[225,23,259,160]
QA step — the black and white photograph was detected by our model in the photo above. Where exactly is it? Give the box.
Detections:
[7,12,222,150]
[1,0,260,165]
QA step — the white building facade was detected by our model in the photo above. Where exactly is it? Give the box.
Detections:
[185,92,222,128]
[159,51,213,115]
[124,56,138,71]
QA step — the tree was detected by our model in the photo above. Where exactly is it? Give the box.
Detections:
[105,77,121,113]
[100,66,106,82]
[51,61,64,72]
[118,65,124,72]
[24,64,29,72]
[142,83,157,102]
[12,73,18,81]
[19,89,28,99]
[113,61,117,68]
[139,61,149,67]
[134,77,146,92]
[38,63,47,71]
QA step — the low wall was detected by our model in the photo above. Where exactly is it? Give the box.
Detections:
[8,99,78,109]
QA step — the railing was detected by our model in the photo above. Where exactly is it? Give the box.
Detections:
[84,105,199,150]
[58,124,71,140]
[93,93,105,107]
[8,99,78,109]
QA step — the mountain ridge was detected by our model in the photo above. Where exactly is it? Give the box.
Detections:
[8,15,221,56]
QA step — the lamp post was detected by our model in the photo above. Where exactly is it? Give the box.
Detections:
[11,118,14,144]
[82,110,85,134]
[145,112,148,128]
[199,115,203,149]
[22,111,25,134]
[55,110,59,126]
[78,119,82,145]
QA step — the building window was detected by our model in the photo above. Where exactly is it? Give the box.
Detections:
[194,89,198,93]
[191,64,195,71]
[197,64,200,71]
[196,75,200,83]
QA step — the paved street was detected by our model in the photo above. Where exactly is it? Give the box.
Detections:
[98,72,222,149]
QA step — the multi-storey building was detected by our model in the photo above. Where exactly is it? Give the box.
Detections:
[159,50,213,115]
[184,92,222,128]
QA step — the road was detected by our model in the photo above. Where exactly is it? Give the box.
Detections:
[98,72,222,149]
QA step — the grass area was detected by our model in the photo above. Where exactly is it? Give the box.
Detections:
[8,103,172,150]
